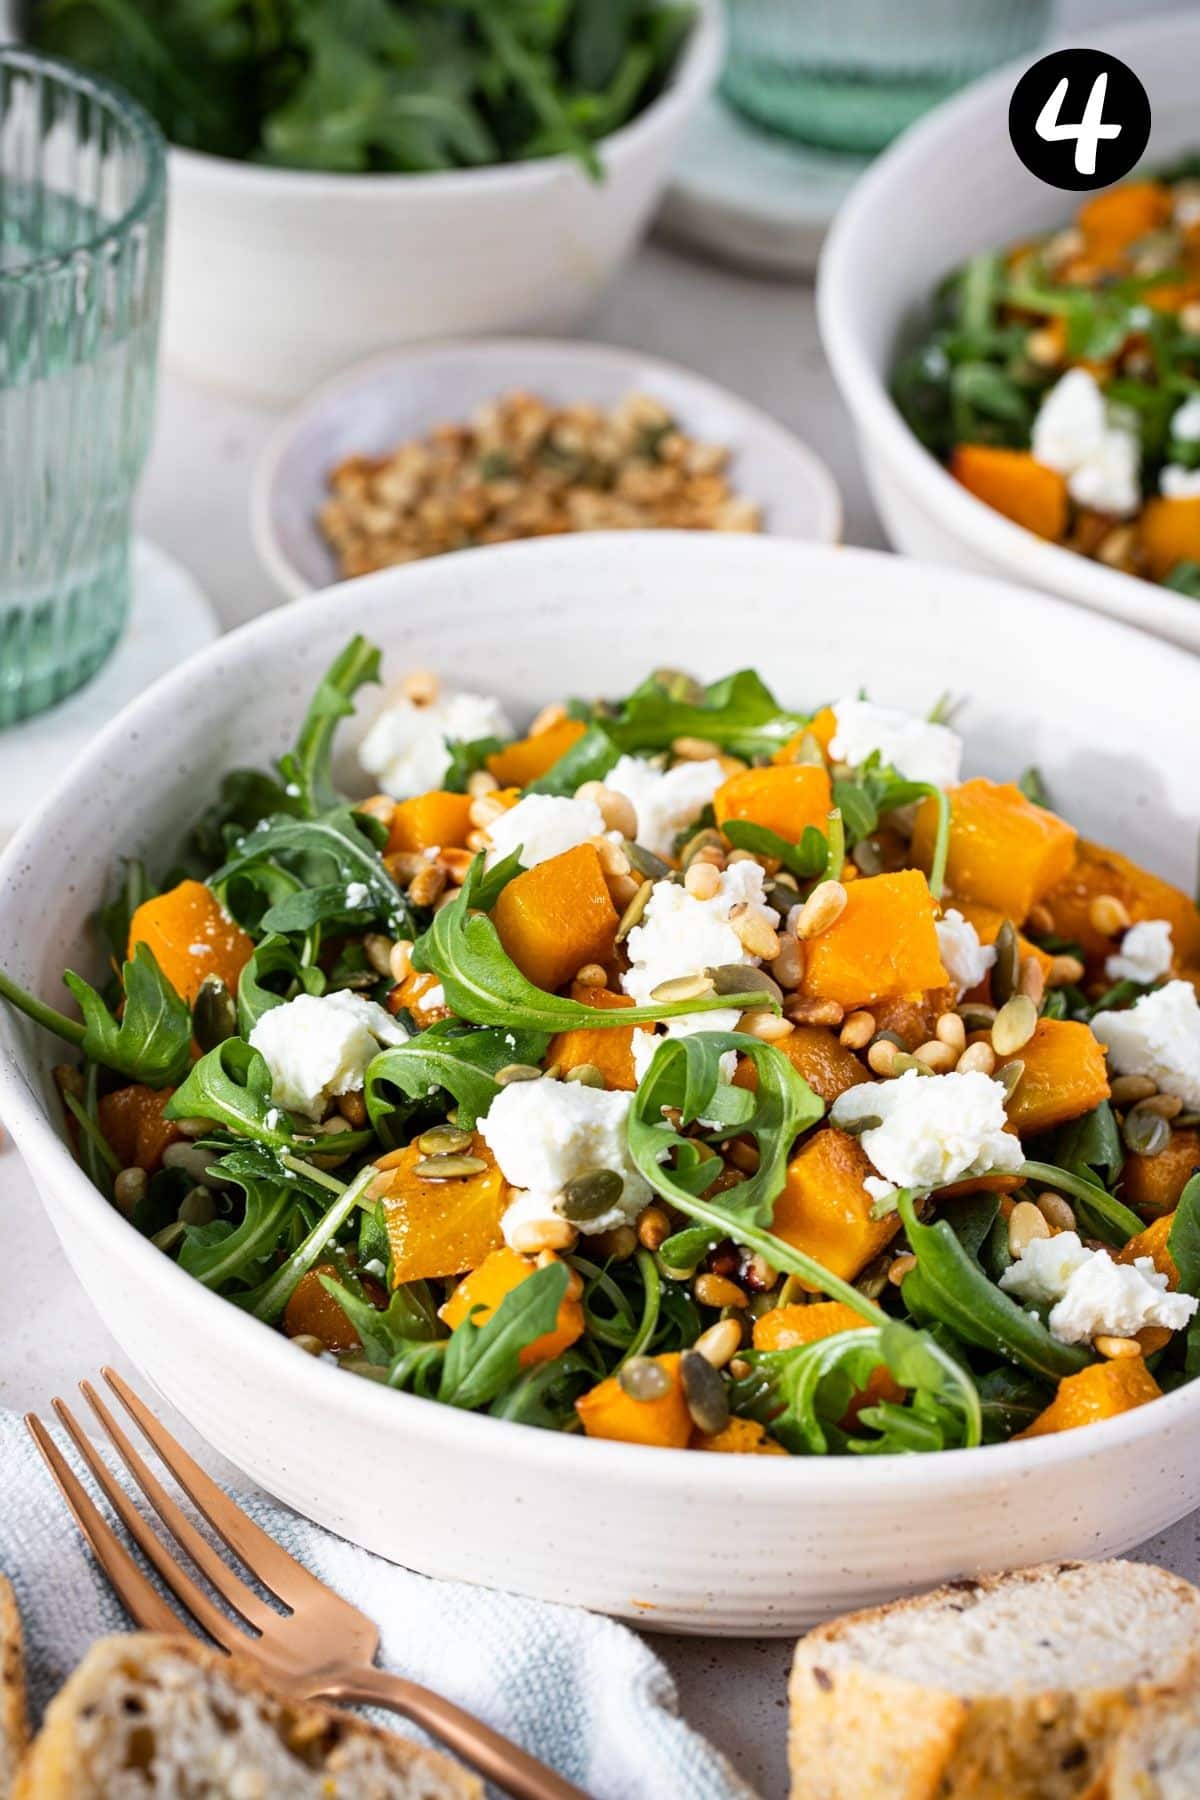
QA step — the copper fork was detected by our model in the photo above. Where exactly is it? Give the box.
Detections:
[26,1368,589,1800]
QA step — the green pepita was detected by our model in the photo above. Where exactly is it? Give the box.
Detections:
[852,838,885,877]
[414,1152,489,1179]
[958,1003,998,1034]
[891,1052,934,1077]
[992,920,1019,1006]
[616,878,655,943]
[991,993,1038,1057]
[653,668,705,705]
[564,1063,606,1089]
[1122,1106,1172,1158]
[708,963,782,1004]
[417,1124,474,1155]
[193,975,237,1053]
[496,1063,544,1085]
[996,1058,1025,1100]
[839,1112,883,1136]
[619,1356,672,1402]
[650,971,714,1003]
[680,1349,730,1435]
[177,1185,216,1228]
[561,1167,624,1221]
[625,841,674,882]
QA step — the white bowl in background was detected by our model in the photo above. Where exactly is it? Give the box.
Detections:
[1,534,1198,1637]
[161,2,724,403]
[818,9,1200,654]
[251,336,842,598]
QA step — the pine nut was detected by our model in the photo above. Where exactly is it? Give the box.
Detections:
[438,847,474,886]
[1094,1334,1143,1360]
[1008,1200,1051,1258]
[694,1318,744,1368]
[1089,894,1132,938]
[590,835,630,878]
[694,1272,747,1309]
[509,1218,578,1254]
[577,781,637,839]
[114,1167,147,1215]
[1017,957,1046,1006]
[1037,1191,1076,1232]
[1047,953,1085,987]
[606,872,642,910]
[592,1224,637,1262]
[53,1063,84,1099]
[402,668,439,705]
[991,994,1038,1056]
[957,1040,996,1075]
[729,1357,751,1380]
[529,700,567,736]
[787,997,845,1028]
[357,793,396,825]
[738,1011,794,1041]
[575,962,607,989]
[465,829,489,854]
[867,1037,899,1076]
[409,863,447,908]
[365,932,395,977]
[887,1253,917,1286]
[792,880,847,942]
[1131,1092,1183,1120]
[672,735,721,760]
[771,935,805,989]
[1026,903,1054,935]
[935,1012,966,1052]
[291,1334,326,1356]
[1026,325,1061,367]
[730,905,781,960]
[469,792,509,830]
[467,768,499,797]
[172,1116,214,1139]
[840,1010,876,1050]
[914,1039,956,1072]
[684,860,722,901]
[1109,1073,1158,1105]
[340,1091,368,1129]
[636,1204,671,1251]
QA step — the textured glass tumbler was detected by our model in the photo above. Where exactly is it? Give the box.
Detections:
[722,0,1051,154]
[0,50,166,726]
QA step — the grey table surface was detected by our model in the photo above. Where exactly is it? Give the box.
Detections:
[3,236,1198,1800]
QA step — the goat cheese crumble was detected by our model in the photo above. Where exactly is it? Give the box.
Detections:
[603,753,725,859]
[1000,1231,1197,1346]
[479,1076,651,1239]
[1159,463,1200,499]
[828,698,963,789]
[359,689,513,797]
[248,990,409,1120]
[1091,980,1200,1111]
[1170,394,1200,442]
[936,908,997,999]
[485,792,607,869]
[1031,368,1141,517]
[1105,919,1174,987]
[830,1068,1022,1200]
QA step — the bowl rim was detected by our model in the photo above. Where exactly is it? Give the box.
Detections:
[816,7,1200,650]
[166,0,724,199]
[249,333,844,599]
[2,531,1199,1495]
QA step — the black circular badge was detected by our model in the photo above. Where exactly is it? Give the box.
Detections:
[1009,48,1151,192]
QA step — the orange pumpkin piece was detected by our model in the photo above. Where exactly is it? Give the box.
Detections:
[1019,1358,1161,1439]
[770,1129,902,1288]
[371,1134,507,1284]
[386,790,474,855]
[713,763,832,845]
[951,446,1068,542]
[912,780,1077,924]
[993,1018,1110,1136]
[576,1352,691,1449]
[691,1418,786,1455]
[1141,491,1200,583]
[1078,180,1172,259]
[486,718,587,789]
[97,1084,183,1173]
[282,1264,362,1353]
[440,1248,584,1365]
[752,1300,903,1423]
[1041,839,1200,972]
[386,967,452,1023]
[949,899,1054,983]
[800,869,947,1008]
[492,843,618,993]
[734,1024,869,1106]
[127,878,254,1005]
[1117,1213,1181,1288]
[1122,1129,1200,1220]
[546,985,648,1091]
[869,990,952,1051]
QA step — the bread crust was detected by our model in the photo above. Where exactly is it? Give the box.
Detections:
[0,1577,27,1800]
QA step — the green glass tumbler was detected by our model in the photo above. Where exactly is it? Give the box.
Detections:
[0,49,166,726]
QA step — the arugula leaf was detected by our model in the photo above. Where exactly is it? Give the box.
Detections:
[179,1183,296,1293]
[260,884,381,935]
[365,1020,551,1136]
[192,770,301,864]
[439,1261,570,1409]
[164,1039,301,1150]
[488,1348,599,1431]
[722,820,828,880]
[1020,1151,1140,1247]
[832,755,951,896]
[1169,1174,1200,1295]
[603,669,807,759]
[1018,765,1053,809]
[239,1162,380,1323]
[61,1064,118,1201]
[214,806,412,938]
[320,1277,442,1363]
[277,637,381,817]
[977,1366,1052,1442]
[55,945,192,1088]
[236,936,325,1037]
[526,724,620,796]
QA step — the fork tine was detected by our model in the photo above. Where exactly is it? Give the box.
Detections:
[77,1381,279,1636]
[101,1368,332,1612]
[53,1397,249,1657]
[25,1413,184,1638]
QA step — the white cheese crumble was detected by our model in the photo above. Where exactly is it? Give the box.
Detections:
[478,1077,651,1239]
[830,1068,1023,1199]
[1031,368,1141,517]
[359,690,513,797]
[936,908,997,1000]
[1105,919,1174,987]
[1000,1231,1197,1346]
[1170,394,1200,442]
[1159,463,1200,499]
[1091,980,1200,1110]
[603,753,725,859]
[345,881,370,910]
[248,990,409,1120]
[484,792,606,870]
[828,698,962,789]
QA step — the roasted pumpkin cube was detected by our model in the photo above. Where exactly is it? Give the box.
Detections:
[546,985,648,1091]
[282,1264,362,1353]
[1117,1213,1181,1288]
[1019,1358,1161,1438]
[951,445,1068,541]
[691,1418,786,1455]
[949,899,1054,983]
[1121,1129,1200,1219]
[372,1134,506,1283]
[97,1084,183,1174]
[993,1018,1110,1136]
[386,790,474,855]
[127,879,254,1005]
[1041,839,1200,971]
[577,1352,691,1448]
[493,842,618,993]
[734,1025,869,1106]
[485,718,586,789]
[800,870,947,1008]
[440,1248,584,1365]
[912,779,1077,924]
[1141,495,1200,582]
[1078,180,1172,258]
[770,1129,901,1287]
[713,763,832,845]
[386,968,452,1024]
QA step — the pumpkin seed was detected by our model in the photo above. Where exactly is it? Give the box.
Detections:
[992,921,1019,1005]
[619,1356,671,1402]
[496,1063,544,1085]
[1122,1107,1171,1158]
[414,1153,489,1179]
[564,1063,606,1088]
[653,667,705,705]
[616,878,655,943]
[151,1220,187,1253]
[417,1124,473,1155]
[996,1059,1025,1100]
[177,1185,216,1228]
[852,838,884,876]
[291,1334,326,1357]
[561,1167,624,1221]
[892,1051,934,1077]
[708,963,782,1004]
[680,1349,730,1435]
[1132,1092,1183,1120]
[991,994,1038,1057]
[763,880,797,920]
[680,828,726,871]
[193,975,237,1052]
[625,841,674,882]
[958,1003,997,1033]
[162,1142,223,1186]
[650,971,714,1004]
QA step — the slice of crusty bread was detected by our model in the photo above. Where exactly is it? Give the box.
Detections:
[789,1561,1200,1800]
[1086,1687,1200,1800]
[15,1633,481,1799]
[0,1578,27,1800]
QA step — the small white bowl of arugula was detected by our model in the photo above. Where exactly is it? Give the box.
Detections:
[31,0,724,401]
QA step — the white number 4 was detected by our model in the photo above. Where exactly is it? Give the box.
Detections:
[1035,73,1121,177]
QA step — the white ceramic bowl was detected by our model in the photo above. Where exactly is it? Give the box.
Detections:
[161,2,723,403]
[818,10,1200,654]
[251,336,843,597]
[1,534,1198,1637]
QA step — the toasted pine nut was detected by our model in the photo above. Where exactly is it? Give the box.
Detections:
[693,1272,747,1310]
[730,906,781,960]
[577,780,637,839]
[729,1357,751,1381]
[1017,957,1046,1006]
[357,793,396,824]
[402,668,439,706]
[114,1167,147,1215]
[509,1217,578,1254]
[388,939,414,984]
[1131,1092,1183,1120]
[935,1012,966,1053]
[792,880,848,942]
[469,792,511,830]
[672,735,721,761]
[1047,953,1085,987]
[867,1037,898,1076]
[465,829,489,853]
[1026,325,1061,367]
[771,934,805,989]
[840,1010,876,1050]
[1089,894,1132,938]
[605,872,642,910]
[291,1334,326,1356]
[738,1011,794,1042]
[589,835,630,878]
[591,1224,637,1262]
[575,962,607,989]
[1026,903,1054,935]
[957,1040,996,1076]
[1036,1191,1076,1232]
[409,863,447,908]
[364,932,395,977]
[787,997,845,1028]
[684,860,722,901]
[529,700,567,736]
[636,1204,671,1251]
[467,768,499,797]
[1109,1073,1158,1105]
[1094,1334,1143,1360]
[914,1039,956,1072]
[438,848,475,886]
[1008,1200,1051,1258]
[694,1318,744,1368]
[887,1253,917,1286]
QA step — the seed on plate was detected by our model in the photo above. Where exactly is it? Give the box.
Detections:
[1089,894,1132,938]
[591,1224,637,1262]
[914,1039,956,1072]
[650,971,715,1003]
[636,1204,671,1251]
[509,1217,578,1255]
[414,1152,488,1179]
[1017,958,1046,1006]
[1026,324,1062,368]
[1047,953,1085,987]
[340,1091,368,1129]
[417,1124,473,1155]
[178,1186,216,1227]
[792,880,847,941]
[402,668,439,706]
[173,1115,214,1139]
[729,1356,752,1381]
[1122,1107,1171,1159]
[739,1011,794,1041]
[574,962,607,989]
[389,939,414,984]
[496,1063,544,1085]
[956,1040,996,1076]
[694,1319,744,1369]
[1131,1092,1183,1120]
[840,1010,876,1050]
[710,963,782,1002]
[113,1167,146,1215]
[935,1012,966,1052]
[194,976,239,1054]
[357,793,395,825]
[786,997,844,1028]
[605,871,642,910]
[529,700,567,737]
[958,1003,997,1033]
[619,1357,672,1403]
[1037,1191,1076,1232]
[291,1334,326,1357]
[684,860,722,901]
[591,835,631,878]
[1109,1073,1157,1105]
[364,932,395,977]
[1008,1200,1051,1258]
[561,1167,625,1221]
[867,1037,899,1076]
[162,1142,220,1186]
[616,878,654,942]
[694,1272,747,1310]
[771,934,804,989]
[673,735,721,761]
[992,994,1038,1056]
[730,905,780,960]
[992,921,1019,1006]
[577,780,638,839]
[467,768,499,798]
[469,792,509,830]
[680,1349,730,1435]
[1093,1334,1143,1360]
[623,842,673,885]
[996,1058,1025,1099]
[887,1253,917,1286]
[564,1063,606,1088]
[892,1051,934,1077]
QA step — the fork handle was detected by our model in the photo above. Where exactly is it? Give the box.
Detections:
[316,1663,592,1800]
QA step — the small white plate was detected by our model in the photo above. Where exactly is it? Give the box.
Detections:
[251,336,842,598]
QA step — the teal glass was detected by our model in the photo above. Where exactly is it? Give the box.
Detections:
[0,49,166,726]
[722,0,1052,154]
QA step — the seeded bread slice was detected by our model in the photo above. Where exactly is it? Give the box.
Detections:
[0,1579,27,1800]
[14,1633,481,1799]
[1085,1687,1200,1800]
[789,1560,1200,1800]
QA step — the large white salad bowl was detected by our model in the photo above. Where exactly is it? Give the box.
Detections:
[0,534,1197,1635]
